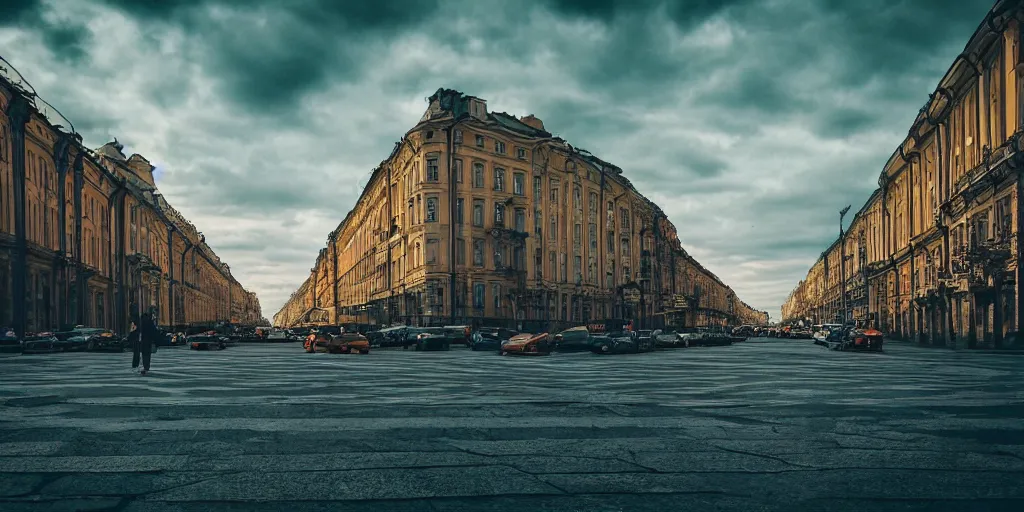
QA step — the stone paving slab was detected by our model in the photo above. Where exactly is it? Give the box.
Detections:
[1,340,1023,511]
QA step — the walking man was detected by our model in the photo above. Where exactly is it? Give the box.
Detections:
[132,307,159,376]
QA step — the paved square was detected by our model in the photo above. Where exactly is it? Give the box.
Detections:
[2,339,1024,511]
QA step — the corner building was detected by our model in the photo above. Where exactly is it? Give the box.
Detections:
[783,0,1024,348]
[275,89,767,331]
[1,56,264,337]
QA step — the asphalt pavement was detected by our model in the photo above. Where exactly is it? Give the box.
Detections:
[2,338,1024,511]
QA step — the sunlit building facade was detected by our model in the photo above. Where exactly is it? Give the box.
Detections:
[275,89,767,330]
[0,56,263,337]
[783,0,1023,348]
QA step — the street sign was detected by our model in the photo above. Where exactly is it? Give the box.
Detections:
[672,294,688,309]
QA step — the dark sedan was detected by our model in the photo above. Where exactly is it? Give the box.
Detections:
[21,333,61,354]
[591,331,652,354]
[188,335,227,351]
[553,326,593,352]
[413,328,450,351]
[1,327,19,353]
[469,331,506,352]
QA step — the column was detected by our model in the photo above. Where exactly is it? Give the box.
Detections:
[7,96,31,338]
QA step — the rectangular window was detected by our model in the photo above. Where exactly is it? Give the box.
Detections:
[493,283,502,310]
[550,214,557,240]
[573,185,581,210]
[454,130,463,144]
[549,251,556,281]
[574,255,582,283]
[425,197,438,222]
[560,253,567,282]
[494,167,505,192]
[550,187,559,204]
[535,248,543,279]
[513,173,525,195]
[574,223,581,244]
[588,258,596,284]
[473,163,484,188]
[517,147,527,159]
[456,197,464,224]
[621,238,631,257]
[589,192,598,214]
[589,223,597,250]
[621,208,630,230]
[474,283,485,309]
[475,134,485,148]
[607,232,614,252]
[454,159,463,183]
[473,199,484,227]
[533,176,542,200]
[426,157,439,182]
[515,208,526,232]
[495,141,506,154]
[473,239,484,266]
[494,203,505,226]
[494,243,504,267]
[426,238,438,264]
[535,210,543,237]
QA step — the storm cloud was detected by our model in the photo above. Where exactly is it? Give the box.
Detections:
[0,0,997,320]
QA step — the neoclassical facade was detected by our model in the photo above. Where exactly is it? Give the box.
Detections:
[275,89,767,330]
[783,0,1023,348]
[1,56,264,336]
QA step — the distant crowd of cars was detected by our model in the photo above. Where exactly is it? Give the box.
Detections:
[0,326,241,355]
[267,323,754,357]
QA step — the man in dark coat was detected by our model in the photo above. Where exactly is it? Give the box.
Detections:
[132,307,159,375]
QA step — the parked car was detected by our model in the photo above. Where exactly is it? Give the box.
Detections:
[654,330,685,348]
[500,332,552,356]
[1,327,20,353]
[413,328,450,351]
[553,326,593,352]
[21,333,61,354]
[591,331,653,354]
[87,330,126,352]
[324,333,371,354]
[188,334,227,351]
[636,330,657,352]
[371,325,409,348]
[443,325,472,346]
[304,330,332,353]
[836,328,884,352]
[469,330,505,352]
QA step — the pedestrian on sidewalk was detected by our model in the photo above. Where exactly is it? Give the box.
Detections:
[132,307,159,376]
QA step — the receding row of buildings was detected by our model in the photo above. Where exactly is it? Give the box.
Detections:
[1,56,264,337]
[274,88,768,331]
[782,0,1022,348]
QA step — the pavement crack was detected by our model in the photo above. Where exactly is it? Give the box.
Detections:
[709,444,815,469]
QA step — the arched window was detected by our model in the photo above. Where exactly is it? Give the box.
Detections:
[415,243,421,268]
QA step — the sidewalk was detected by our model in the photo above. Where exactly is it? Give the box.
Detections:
[885,337,1024,354]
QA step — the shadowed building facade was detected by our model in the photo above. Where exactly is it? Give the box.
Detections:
[783,0,1024,348]
[0,56,264,336]
[274,89,767,330]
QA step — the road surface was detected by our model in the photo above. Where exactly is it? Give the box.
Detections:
[2,338,1023,511]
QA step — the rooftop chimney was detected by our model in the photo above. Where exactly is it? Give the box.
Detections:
[519,114,545,131]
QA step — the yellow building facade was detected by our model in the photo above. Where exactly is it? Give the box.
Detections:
[1,56,263,337]
[275,89,767,331]
[783,0,1023,348]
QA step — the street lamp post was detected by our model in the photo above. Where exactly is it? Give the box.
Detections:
[839,205,851,326]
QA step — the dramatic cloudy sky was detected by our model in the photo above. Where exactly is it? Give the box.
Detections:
[0,0,998,320]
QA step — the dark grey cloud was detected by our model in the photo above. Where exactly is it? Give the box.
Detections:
[0,0,90,62]
[0,0,1001,319]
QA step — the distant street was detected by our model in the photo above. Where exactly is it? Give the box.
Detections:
[2,340,1024,511]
